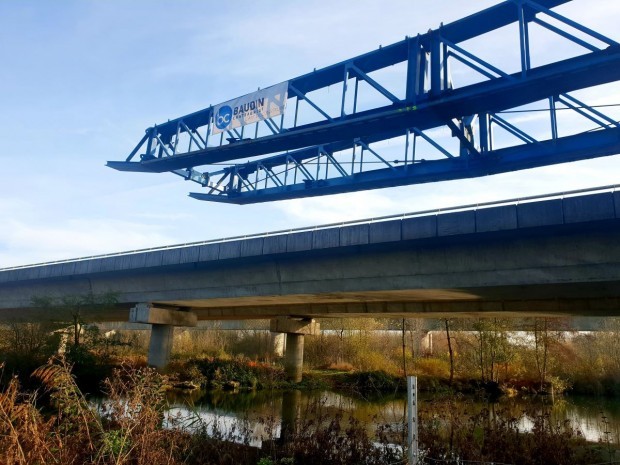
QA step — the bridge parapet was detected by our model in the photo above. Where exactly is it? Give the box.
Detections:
[1,189,619,286]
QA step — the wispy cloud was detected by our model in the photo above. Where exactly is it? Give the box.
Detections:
[276,191,401,225]
[0,218,175,268]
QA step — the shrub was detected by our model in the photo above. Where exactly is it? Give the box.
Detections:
[0,322,61,388]
[415,357,451,378]
[0,358,188,465]
[189,356,286,390]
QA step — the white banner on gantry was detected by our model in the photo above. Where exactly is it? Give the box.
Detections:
[212,81,288,135]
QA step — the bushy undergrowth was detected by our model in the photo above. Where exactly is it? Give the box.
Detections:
[0,359,401,465]
[275,414,401,465]
[418,397,610,465]
[182,356,287,390]
[8,316,620,400]
[0,359,185,465]
[1,359,615,465]
[0,322,61,390]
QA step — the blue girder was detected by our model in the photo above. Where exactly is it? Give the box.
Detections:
[108,0,620,203]
[189,128,620,203]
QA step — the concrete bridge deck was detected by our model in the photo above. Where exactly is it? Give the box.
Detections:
[1,186,619,321]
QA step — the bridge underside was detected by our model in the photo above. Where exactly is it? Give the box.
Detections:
[155,283,620,320]
[2,289,619,322]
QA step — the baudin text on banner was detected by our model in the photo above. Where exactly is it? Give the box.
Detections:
[212,82,288,135]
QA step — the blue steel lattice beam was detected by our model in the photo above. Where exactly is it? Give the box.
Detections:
[189,128,620,203]
[109,49,620,172]
[107,0,620,204]
[109,0,574,169]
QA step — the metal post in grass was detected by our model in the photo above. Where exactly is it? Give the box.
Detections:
[407,376,418,465]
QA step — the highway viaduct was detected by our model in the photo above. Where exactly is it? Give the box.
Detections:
[1,187,620,380]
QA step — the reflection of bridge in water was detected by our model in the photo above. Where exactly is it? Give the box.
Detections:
[160,388,620,448]
[163,388,405,449]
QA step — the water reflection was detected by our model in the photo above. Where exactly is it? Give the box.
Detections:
[163,389,620,447]
[164,389,406,447]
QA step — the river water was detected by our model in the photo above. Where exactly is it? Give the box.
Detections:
[162,389,620,447]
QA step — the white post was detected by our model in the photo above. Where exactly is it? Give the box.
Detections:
[407,376,418,465]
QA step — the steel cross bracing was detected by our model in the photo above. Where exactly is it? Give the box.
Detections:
[108,0,620,204]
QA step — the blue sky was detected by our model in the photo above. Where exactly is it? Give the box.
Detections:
[1,0,619,267]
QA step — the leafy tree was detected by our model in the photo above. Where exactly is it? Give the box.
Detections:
[29,292,120,391]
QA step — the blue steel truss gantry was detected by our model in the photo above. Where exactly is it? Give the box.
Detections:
[108,0,620,204]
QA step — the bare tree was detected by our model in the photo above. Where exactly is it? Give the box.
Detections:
[445,319,455,385]
[530,317,568,391]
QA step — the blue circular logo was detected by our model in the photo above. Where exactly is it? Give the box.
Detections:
[215,105,233,130]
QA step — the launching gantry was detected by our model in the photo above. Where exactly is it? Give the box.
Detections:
[108,0,620,204]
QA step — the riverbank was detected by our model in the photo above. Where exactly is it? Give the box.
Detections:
[163,356,607,402]
[2,358,619,465]
[5,317,620,400]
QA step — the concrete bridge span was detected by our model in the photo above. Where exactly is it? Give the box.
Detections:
[1,188,619,320]
[1,187,620,373]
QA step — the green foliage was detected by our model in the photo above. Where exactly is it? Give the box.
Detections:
[65,343,113,393]
[10,308,620,404]
[256,459,275,465]
[101,429,131,457]
[189,356,286,390]
[21,292,132,393]
[471,318,514,383]
[287,372,330,390]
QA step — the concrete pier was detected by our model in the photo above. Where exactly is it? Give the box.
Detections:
[270,317,319,382]
[284,333,305,382]
[129,303,197,368]
[270,332,285,358]
[148,324,174,368]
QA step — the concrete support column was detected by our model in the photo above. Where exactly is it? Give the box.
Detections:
[426,331,434,355]
[284,333,305,382]
[270,332,285,358]
[418,330,433,356]
[270,317,320,382]
[148,324,174,368]
[130,303,197,369]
